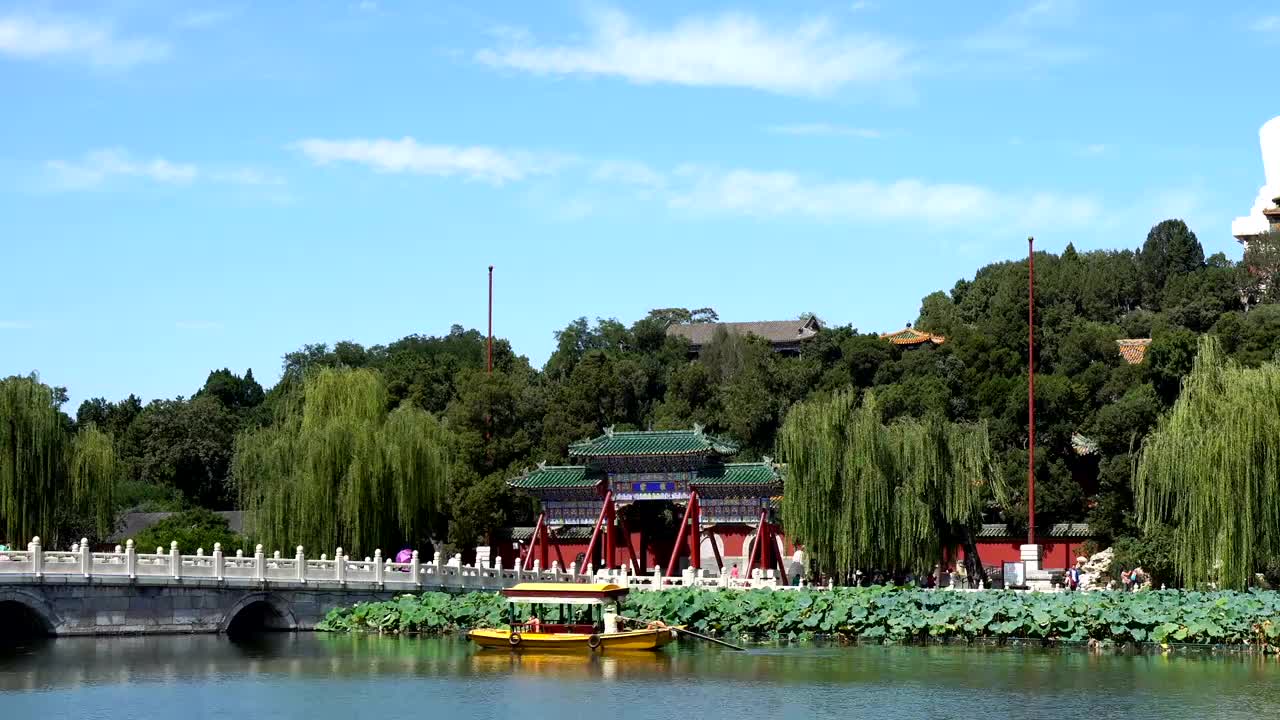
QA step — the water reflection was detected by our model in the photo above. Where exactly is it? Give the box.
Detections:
[2,634,1280,720]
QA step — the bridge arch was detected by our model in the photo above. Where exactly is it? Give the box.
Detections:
[221,592,298,635]
[0,589,59,642]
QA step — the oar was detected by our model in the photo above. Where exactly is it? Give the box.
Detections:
[618,616,747,651]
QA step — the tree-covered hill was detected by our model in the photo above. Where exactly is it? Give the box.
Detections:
[7,221,1279,565]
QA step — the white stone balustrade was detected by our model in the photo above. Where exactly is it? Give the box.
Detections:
[0,536,818,592]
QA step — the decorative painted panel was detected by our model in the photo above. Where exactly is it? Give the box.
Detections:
[700,498,770,524]
[608,471,696,500]
[543,500,603,526]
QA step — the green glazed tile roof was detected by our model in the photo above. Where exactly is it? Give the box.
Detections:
[569,426,738,457]
[508,465,603,489]
[693,462,781,485]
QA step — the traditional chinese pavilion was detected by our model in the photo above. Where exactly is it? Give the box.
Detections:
[506,426,789,579]
[880,324,945,348]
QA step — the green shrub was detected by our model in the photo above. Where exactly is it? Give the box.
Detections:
[132,508,249,553]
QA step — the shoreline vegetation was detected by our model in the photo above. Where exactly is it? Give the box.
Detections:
[316,587,1280,653]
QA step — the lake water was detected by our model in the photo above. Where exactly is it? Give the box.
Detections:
[2,634,1278,720]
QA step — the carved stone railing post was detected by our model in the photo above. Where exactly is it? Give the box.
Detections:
[653,566,662,589]
[30,537,43,579]
[254,544,265,582]
[411,550,421,587]
[433,551,443,586]
[296,546,306,583]
[80,537,91,578]
[125,539,137,579]
[335,548,346,585]
[568,561,577,580]
[212,543,224,581]
[374,549,384,587]
[171,542,182,580]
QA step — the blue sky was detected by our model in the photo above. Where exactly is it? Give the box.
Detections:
[1,1,1277,408]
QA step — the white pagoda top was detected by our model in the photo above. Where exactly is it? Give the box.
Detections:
[1232,116,1280,242]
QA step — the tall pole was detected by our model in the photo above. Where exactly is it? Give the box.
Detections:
[1027,237,1036,547]
[487,265,494,374]
[485,265,493,445]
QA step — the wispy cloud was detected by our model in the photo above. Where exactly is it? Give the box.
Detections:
[665,166,1101,229]
[45,148,282,191]
[176,10,233,30]
[0,320,31,329]
[1253,16,1280,32]
[477,7,912,96]
[0,14,168,68]
[175,320,223,330]
[46,149,197,189]
[1082,143,1107,155]
[592,160,667,189]
[965,0,1091,65]
[293,137,569,184]
[768,123,882,139]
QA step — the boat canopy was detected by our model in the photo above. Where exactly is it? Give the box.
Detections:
[501,583,629,605]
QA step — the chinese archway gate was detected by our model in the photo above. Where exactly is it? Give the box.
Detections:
[507,426,787,579]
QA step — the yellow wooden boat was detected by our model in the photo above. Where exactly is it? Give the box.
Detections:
[467,583,677,653]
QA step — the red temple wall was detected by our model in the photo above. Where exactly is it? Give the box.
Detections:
[961,539,1089,571]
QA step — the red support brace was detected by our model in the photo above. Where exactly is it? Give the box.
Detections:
[523,512,547,571]
[773,532,789,585]
[708,528,725,572]
[665,494,697,577]
[619,515,641,573]
[581,491,613,571]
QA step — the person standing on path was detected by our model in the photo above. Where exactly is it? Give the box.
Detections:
[789,545,806,586]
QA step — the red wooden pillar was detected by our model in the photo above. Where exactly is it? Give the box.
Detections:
[604,501,616,570]
[688,491,701,571]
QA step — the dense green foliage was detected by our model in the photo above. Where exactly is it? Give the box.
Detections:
[9,219,1280,583]
[1136,337,1280,589]
[1,374,118,546]
[780,390,1001,579]
[132,507,250,554]
[318,588,1280,650]
[234,367,449,555]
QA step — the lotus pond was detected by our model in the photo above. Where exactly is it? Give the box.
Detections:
[318,587,1280,650]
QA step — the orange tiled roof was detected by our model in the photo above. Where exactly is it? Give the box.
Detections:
[1116,338,1151,364]
[880,326,946,346]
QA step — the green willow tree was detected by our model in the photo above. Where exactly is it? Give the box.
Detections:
[234,367,449,556]
[779,390,1002,582]
[1135,336,1280,589]
[1,374,118,546]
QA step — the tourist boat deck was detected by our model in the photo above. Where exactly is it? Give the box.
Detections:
[467,582,677,652]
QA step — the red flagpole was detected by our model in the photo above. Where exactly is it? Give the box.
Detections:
[1027,237,1036,547]
[487,265,494,374]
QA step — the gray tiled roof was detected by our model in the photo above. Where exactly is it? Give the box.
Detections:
[667,318,821,346]
[976,522,1091,539]
[108,511,246,543]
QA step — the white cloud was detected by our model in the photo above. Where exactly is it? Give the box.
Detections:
[0,320,31,329]
[0,14,168,68]
[476,7,912,96]
[293,137,568,184]
[45,149,281,190]
[356,1,378,12]
[46,149,197,189]
[1083,143,1106,155]
[593,160,666,189]
[1253,16,1280,32]
[666,166,1101,228]
[768,123,882,139]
